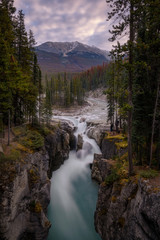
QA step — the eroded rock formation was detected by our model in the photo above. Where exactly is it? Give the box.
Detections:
[0,151,50,240]
[87,123,106,148]
[92,145,160,240]
[95,174,160,240]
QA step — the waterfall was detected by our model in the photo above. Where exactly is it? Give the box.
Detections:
[47,116,101,240]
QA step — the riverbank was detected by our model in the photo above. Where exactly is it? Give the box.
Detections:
[52,89,108,125]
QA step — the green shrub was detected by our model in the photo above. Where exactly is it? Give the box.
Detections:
[12,125,27,137]
[21,130,44,150]
[38,126,51,136]
[105,168,120,185]
[0,149,20,162]
[139,169,159,179]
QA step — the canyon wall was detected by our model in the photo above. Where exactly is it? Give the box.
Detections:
[0,124,74,240]
[91,133,160,240]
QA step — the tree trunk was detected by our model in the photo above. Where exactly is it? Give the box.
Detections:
[8,109,10,146]
[128,0,134,175]
[149,78,160,167]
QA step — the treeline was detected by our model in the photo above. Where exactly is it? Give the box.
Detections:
[45,73,85,107]
[45,63,108,107]
[0,0,42,127]
[79,63,108,91]
[106,0,160,172]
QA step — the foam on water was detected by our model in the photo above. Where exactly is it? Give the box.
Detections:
[47,117,101,240]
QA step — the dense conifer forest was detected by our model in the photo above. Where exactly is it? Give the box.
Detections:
[0,0,160,174]
[105,0,160,173]
[0,0,43,127]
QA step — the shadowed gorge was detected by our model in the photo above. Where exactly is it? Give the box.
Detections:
[47,117,101,240]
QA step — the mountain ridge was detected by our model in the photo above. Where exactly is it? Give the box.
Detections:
[35,41,109,74]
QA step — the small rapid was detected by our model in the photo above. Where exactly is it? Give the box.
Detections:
[47,116,101,240]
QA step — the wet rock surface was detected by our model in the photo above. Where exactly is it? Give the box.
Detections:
[91,154,112,183]
[76,134,83,151]
[86,123,107,148]
[58,120,76,150]
[45,128,70,173]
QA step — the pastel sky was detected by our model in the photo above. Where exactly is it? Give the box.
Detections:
[14,0,117,50]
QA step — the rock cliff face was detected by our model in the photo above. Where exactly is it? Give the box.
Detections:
[86,123,106,148]
[0,125,73,240]
[101,138,127,159]
[45,129,70,173]
[0,151,50,240]
[92,152,160,240]
[91,154,112,184]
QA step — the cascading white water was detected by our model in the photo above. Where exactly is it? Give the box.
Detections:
[47,117,101,240]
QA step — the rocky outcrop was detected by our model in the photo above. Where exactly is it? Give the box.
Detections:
[95,176,160,240]
[101,138,127,159]
[45,128,70,173]
[76,134,83,151]
[0,151,50,240]
[0,143,3,154]
[87,123,106,148]
[58,120,76,150]
[92,154,160,240]
[91,154,112,183]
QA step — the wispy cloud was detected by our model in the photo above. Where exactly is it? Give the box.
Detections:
[14,0,115,50]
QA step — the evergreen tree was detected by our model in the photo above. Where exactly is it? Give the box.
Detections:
[106,0,140,175]
[15,10,31,73]
[0,0,15,121]
[0,0,42,126]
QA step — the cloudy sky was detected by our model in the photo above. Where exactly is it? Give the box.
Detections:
[14,0,115,50]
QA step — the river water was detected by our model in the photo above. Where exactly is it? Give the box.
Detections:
[47,116,102,240]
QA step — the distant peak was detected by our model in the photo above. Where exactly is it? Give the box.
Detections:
[36,41,109,60]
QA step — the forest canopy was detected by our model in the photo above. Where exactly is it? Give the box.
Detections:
[0,0,42,126]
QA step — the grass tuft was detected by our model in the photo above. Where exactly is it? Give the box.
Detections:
[139,169,158,179]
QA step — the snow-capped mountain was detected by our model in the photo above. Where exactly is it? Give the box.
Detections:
[36,41,109,58]
[35,41,109,74]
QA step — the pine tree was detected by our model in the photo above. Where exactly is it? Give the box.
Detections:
[106,0,139,175]
[0,0,15,122]
[15,10,31,73]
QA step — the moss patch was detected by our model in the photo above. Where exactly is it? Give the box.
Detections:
[105,132,127,141]
[29,200,42,213]
[105,157,129,186]
[115,140,128,150]
[0,149,21,162]
[111,195,117,203]
[28,168,40,184]
[138,169,158,179]
[12,125,27,137]
[105,168,120,185]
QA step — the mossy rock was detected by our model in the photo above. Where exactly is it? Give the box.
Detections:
[29,200,42,213]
